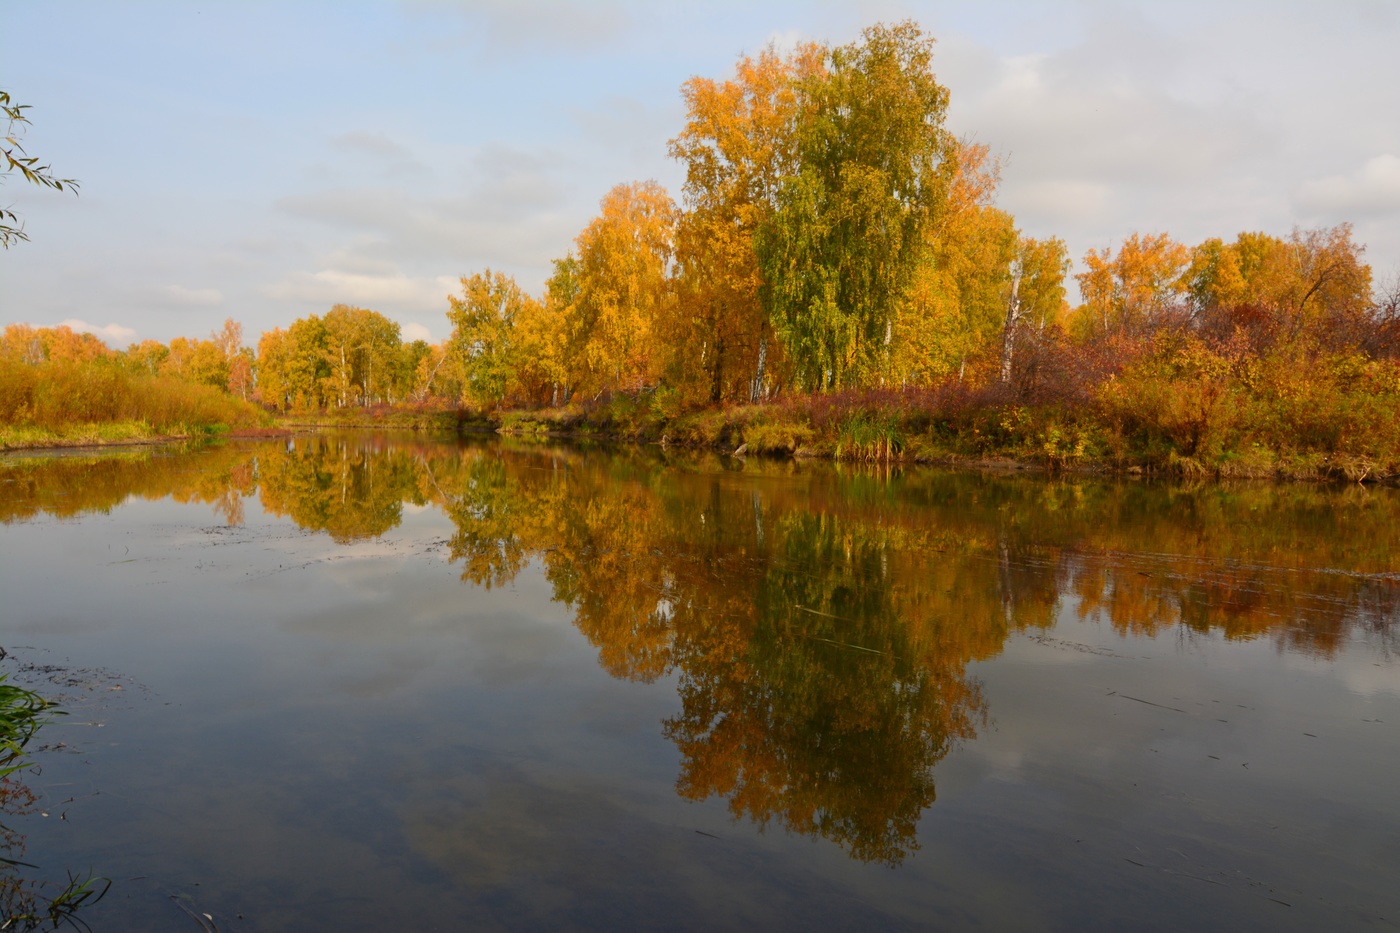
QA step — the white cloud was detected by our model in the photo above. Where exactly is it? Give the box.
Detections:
[1296,154,1400,219]
[274,144,574,277]
[408,0,629,52]
[1011,180,1111,222]
[160,284,225,308]
[58,319,137,345]
[765,29,807,58]
[1343,660,1400,698]
[329,131,431,178]
[332,131,415,161]
[402,322,434,343]
[263,270,458,314]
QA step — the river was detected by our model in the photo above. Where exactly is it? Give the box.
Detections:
[0,433,1395,931]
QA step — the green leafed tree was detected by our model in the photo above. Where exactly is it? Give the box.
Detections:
[446,270,533,409]
[756,21,957,390]
[2,91,78,247]
[321,305,402,407]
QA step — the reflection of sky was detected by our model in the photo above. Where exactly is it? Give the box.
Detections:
[6,2,1400,346]
[1,451,1398,930]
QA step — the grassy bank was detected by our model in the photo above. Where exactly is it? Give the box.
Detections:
[0,359,269,451]
[495,345,1400,483]
[275,402,493,435]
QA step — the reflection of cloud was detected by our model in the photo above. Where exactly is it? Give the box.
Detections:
[1340,660,1400,698]
[263,270,458,313]
[1296,155,1400,219]
[59,318,137,344]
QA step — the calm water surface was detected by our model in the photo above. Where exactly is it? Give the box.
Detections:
[0,433,1396,931]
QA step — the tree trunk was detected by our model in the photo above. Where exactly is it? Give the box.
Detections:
[1000,269,1023,385]
[750,332,768,403]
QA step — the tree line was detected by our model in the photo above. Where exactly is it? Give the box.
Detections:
[4,19,1397,469]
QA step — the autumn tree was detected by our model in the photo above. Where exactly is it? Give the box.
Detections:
[122,339,170,377]
[321,305,402,406]
[256,328,293,411]
[257,315,332,411]
[891,142,1015,385]
[511,290,569,407]
[998,235,1070,385]
[396,339,434,401]
[1072,232,1191,339]
[756,21,957,390]
[446,270,536,408]
[161,336,228,389]
[567,181,678,396]
[1184,225,1371,349]
[668,43,825,402]
[0,324,109,365]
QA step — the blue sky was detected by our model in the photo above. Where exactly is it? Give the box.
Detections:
[5,0,1399,347]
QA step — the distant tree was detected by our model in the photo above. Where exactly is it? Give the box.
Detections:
[892,141,1016,386]
[2,90,78,247]
[446,270,533,408]
[1072,233,1191,339]
[396,339,433,402]
[321,305,402,406]
[0,324,110,364]
[161,336,228,390]
[122,339,171,376]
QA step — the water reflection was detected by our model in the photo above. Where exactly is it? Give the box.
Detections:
[2,435,1397,864]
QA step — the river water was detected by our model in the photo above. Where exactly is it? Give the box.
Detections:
[0,433,1395,931]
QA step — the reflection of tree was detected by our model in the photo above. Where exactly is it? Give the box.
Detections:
[0,445,257,526]
[436,449,994,863]
[664,513,985,865]
[256,435,425,542]
[430,448,1400,861]
[7,437,1399,862]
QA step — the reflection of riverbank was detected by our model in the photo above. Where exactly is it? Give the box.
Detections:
[7,436,1398,654]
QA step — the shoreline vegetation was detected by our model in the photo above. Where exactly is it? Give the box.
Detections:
[6,21,1400,483]
[4,395,1396,485]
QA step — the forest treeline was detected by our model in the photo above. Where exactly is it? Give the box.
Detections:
[4,21,1400,475]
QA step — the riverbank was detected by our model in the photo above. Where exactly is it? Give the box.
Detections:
[7,391,1391,485]
[0,422,291,452]
[491,389,1398,484]
[274,405,492,435]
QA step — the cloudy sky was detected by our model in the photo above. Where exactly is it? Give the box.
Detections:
[4,0,1398,347]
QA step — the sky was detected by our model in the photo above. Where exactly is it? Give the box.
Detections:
[4,0,1399,348]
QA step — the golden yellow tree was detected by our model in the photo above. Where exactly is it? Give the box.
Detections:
[889,142,1017,385]
[668,43,825,402]
[567,181,678,396]
[1073,232,1190,339]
